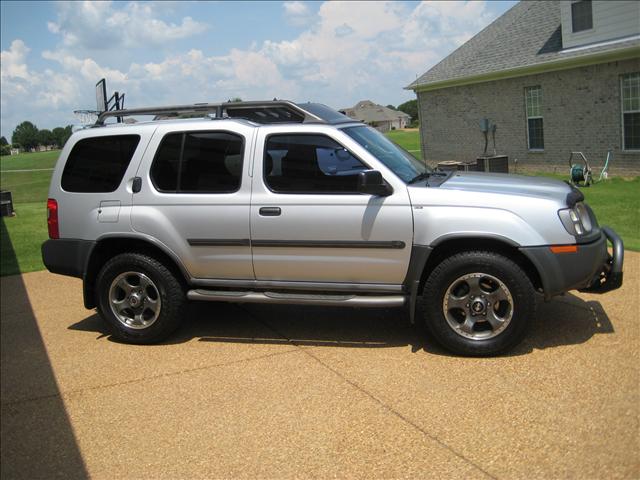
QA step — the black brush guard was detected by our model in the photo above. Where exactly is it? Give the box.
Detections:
[580,227,624,293]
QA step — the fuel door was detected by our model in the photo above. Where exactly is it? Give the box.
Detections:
[97,200,121,223]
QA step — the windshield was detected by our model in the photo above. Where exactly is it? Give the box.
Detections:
[342,126,430,183]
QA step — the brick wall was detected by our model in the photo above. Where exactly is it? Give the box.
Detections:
[417,58,640,175]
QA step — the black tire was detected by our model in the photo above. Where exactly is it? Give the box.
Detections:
[95,252,185,344]
[421,251,536,356]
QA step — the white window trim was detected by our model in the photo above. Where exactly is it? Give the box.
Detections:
[621,72,640,152]
[525,86,544,151]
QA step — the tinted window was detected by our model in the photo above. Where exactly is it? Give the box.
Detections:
[150,133,182,191]
[150,131,244,193]
[61,135,140,192]
[342,126,428,183]
[264,134,368,194]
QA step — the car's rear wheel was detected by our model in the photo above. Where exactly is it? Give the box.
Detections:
[422,251,536,356]
[96,253,185,344]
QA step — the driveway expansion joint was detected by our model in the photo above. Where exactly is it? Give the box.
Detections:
[239,305,499,480]
[0,347,299,407]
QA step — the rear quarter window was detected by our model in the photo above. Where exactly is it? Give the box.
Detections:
[61,135,141,192]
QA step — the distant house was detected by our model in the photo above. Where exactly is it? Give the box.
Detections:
[341,101,411,132]
[36,145,55,152]
[407,0,640,174]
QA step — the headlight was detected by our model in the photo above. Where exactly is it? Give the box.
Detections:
[558,202,593,236]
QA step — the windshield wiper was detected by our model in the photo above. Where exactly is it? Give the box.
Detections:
[408,172,432,184]
[408,170,448,184]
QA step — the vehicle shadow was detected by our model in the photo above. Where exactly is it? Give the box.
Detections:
[1,219,89,479]
[69,292,613,356]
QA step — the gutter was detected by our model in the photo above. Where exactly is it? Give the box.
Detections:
[407,44,640,93]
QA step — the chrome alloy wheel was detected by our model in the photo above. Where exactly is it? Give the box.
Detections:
[109,272,161,330]
[442,273,513,340]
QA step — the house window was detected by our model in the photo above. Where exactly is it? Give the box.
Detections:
[525,86,544,150]
[571,1,593,33]
[621,72,640,150]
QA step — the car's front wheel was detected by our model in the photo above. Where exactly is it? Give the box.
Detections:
[422,251,536,356]
[96,253,185,344]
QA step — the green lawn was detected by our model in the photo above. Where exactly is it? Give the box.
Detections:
[0,151,58,276]
[0,143,638,277]
[386,129,422,159]
[1,150,60,171]
[572,177,640,251]
[1,203,48,276]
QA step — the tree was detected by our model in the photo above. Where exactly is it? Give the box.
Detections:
[12,121,39,150]
[397,99,418,122]
[386,104,397,110]
[52,125,73,148]
[0,136,7,146]
[37,129,54,146]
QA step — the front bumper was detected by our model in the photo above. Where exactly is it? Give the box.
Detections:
[520,226,624,298]
[578,227,624,293]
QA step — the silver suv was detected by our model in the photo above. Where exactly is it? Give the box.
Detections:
[42,101,623,355]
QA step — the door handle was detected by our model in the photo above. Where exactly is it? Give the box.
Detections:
[259,207,281,216]
[132,177,142,193]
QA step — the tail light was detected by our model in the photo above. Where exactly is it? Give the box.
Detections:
[47,198,59,239]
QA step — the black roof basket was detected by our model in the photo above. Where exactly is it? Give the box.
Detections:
[94,100,355,126]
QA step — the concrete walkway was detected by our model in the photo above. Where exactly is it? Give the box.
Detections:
[1,253,639,479]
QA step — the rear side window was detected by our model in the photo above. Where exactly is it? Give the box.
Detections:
[150,131,244,193]
[61,135,140,192]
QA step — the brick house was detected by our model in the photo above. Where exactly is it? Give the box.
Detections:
[407,1,640,175]
[341,101,411,132]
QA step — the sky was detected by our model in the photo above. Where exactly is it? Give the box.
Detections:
[0,0,516,141]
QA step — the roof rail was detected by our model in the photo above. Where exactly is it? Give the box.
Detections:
[94,100,327,126]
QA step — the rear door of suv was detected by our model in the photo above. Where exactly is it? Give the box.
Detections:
[131,122,255,280]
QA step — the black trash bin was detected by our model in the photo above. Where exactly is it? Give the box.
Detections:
[1,191,15,217]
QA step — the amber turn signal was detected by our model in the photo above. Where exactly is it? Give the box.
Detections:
[549,245,578,254]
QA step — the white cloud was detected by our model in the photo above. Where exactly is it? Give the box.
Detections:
[0,40,32,81]
[48,1,208,50]
[42,50,127,84]
[283,1,312,27]
[1,1,506,137]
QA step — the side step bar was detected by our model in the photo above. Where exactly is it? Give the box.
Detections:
[187,289,406,307]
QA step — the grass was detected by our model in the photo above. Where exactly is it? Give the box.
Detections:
[1,203,48,276]
[1,150,60,171]
[0,141,638,277]
[0,151,59,276]
[571,177,640,250]
[386,129,422,159]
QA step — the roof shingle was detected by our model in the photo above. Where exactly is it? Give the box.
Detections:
[408,1,640,90]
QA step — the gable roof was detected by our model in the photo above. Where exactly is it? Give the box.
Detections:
[341,100,411,123]
[408,1,640,91]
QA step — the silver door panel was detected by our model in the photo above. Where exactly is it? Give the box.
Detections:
[250,127,414,284]
[131,122,256,280]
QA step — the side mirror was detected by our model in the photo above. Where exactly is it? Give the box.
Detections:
[357,170,393,196]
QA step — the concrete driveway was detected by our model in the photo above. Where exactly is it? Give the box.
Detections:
[1,253,638,479]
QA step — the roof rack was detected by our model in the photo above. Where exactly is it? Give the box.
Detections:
[94,100,339,126]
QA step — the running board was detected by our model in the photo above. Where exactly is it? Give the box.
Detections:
[187,289,406,307]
